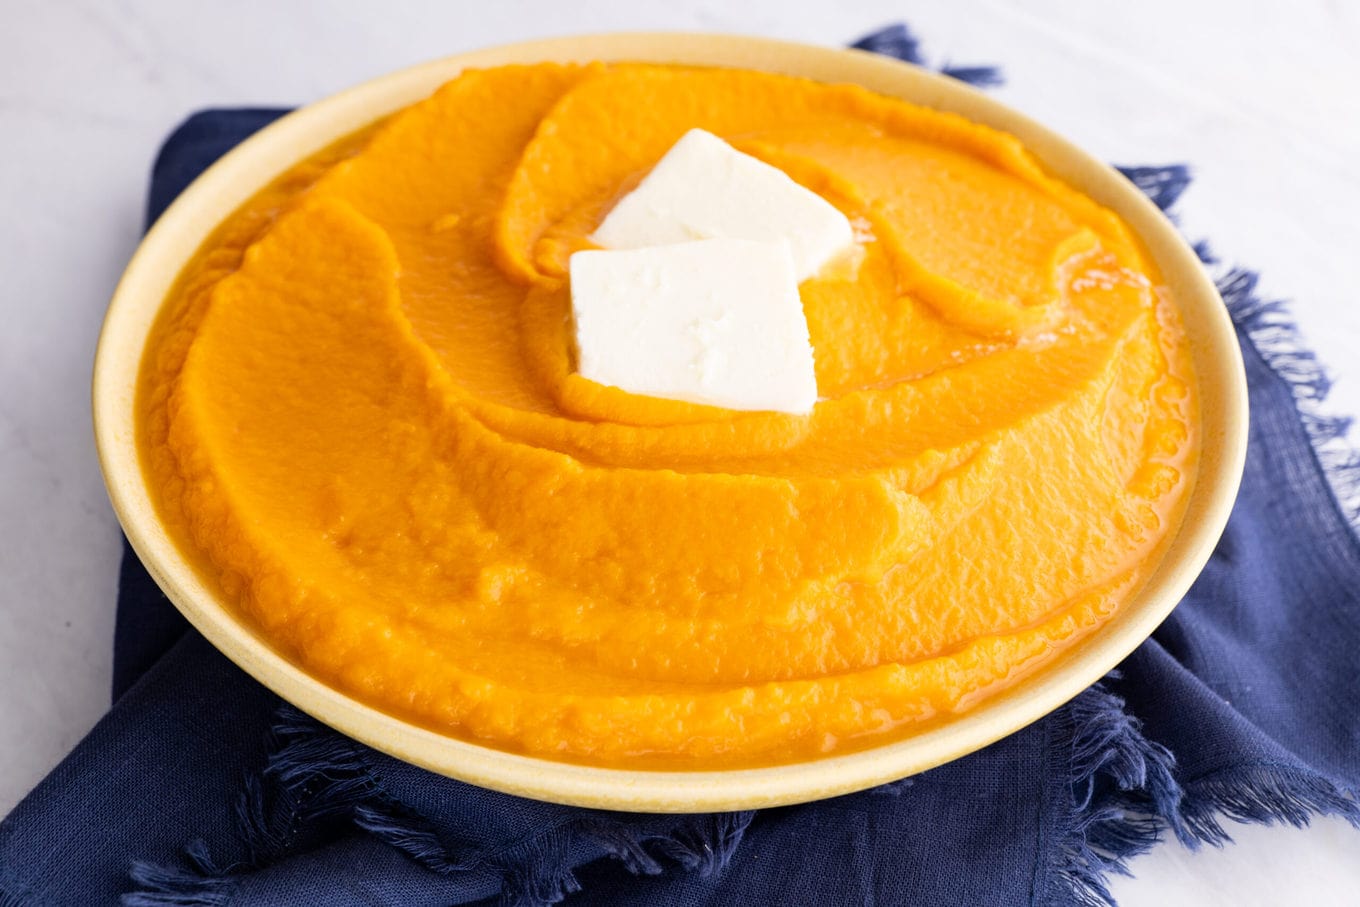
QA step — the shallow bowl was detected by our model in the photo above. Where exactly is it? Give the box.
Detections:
[92,33,1248,812]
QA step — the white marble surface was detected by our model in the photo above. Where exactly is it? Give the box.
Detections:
[1,0,1358,903]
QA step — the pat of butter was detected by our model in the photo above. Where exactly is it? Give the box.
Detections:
[569,239,818,414]
[591,129,854,282]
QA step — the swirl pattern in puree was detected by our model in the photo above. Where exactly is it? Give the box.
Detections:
[138,63,1197,767]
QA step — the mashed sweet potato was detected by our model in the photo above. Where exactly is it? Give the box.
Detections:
[138,63,1197,767]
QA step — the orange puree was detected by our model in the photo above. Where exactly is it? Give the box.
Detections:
[138,63,1197,767]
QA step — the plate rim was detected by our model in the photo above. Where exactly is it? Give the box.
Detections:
[91,31,1248,812]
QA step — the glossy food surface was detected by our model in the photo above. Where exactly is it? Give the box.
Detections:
[138,63,1198,767]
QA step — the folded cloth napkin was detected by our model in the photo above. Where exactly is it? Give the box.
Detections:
[2,23,1357,907]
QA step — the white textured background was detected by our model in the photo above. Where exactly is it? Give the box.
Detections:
[1,1,1358,903]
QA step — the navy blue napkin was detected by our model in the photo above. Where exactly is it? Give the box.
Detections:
[2,24,1357,906]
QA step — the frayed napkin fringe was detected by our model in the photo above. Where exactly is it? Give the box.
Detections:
[1215,265,1360,525]
[1042,681,1360,907]
[123,708,376,906]
[125,705,754,907]
[1114,165,1193,212]
[1179,765,1360,845]
[125,838,232,906]
[1042,681,1179,907]
[850,22,1004,88]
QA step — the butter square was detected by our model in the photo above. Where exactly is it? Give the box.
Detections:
[590,129,854,282]
[569,239,818,414]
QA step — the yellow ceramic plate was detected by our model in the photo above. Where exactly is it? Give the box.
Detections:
[92,33,1247,813]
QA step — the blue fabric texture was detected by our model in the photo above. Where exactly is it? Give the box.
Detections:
[2,23,1357,906]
